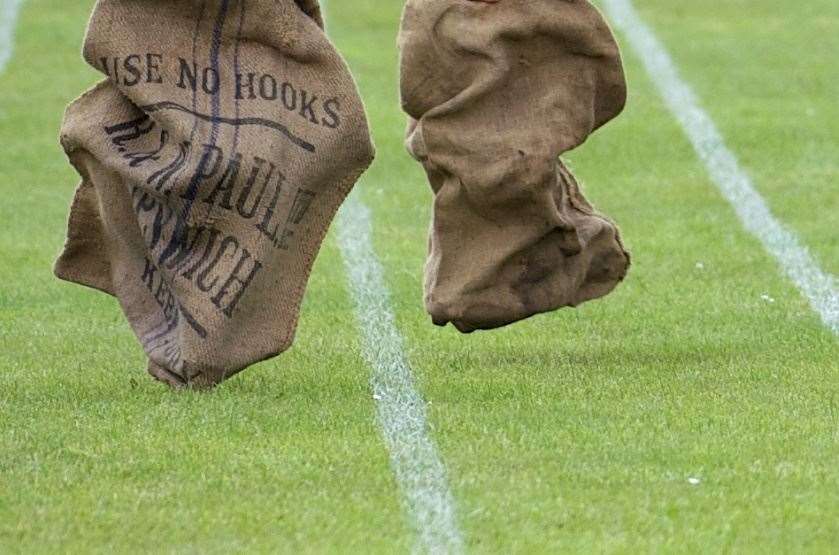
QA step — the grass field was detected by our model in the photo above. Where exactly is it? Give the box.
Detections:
[1,0,838,553]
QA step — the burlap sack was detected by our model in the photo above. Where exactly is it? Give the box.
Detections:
[55,0,374,387]
[399,0,631,333]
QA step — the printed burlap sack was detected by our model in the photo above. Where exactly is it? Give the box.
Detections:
[55,0,374,387]
[399,0,631,332]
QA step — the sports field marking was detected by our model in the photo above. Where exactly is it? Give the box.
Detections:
[337,192,464,554]
[323,0,463,550]
[602,0,839,336]
[0,0,22,74]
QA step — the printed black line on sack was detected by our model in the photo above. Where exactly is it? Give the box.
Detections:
[207,0,231,147]
[140,101,316,153]
[187,0,207,146]
[179,0,231,227]
[230,0,246,155]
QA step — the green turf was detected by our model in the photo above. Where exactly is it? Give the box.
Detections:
[1,0,837,553]
[636,0,839,276]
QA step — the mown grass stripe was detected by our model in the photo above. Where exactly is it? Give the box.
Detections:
[602,0,839,336]
[336,192,464,554]
[0,0,23,74]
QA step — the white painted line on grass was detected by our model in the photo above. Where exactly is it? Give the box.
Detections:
[336,192,464,554]
[602,0,839,336]
[322,0,463,549]
[0,0,23,74]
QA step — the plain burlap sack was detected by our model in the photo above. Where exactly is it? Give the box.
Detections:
[55,0,374,387]
[399,0,630,332]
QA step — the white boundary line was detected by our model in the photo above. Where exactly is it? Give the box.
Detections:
[602,0,838,336]
[0,0,23,74]
[337,192,464,554]
[322,1,463,550]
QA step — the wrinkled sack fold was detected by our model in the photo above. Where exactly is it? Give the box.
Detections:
[56,0,374,387]
[399,0,631,332]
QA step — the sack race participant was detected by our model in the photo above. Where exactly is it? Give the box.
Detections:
[399,0,631,333]
[55,0,374,387]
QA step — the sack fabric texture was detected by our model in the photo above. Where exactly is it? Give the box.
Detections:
[399,0,630,332]
[55,0,374,387]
